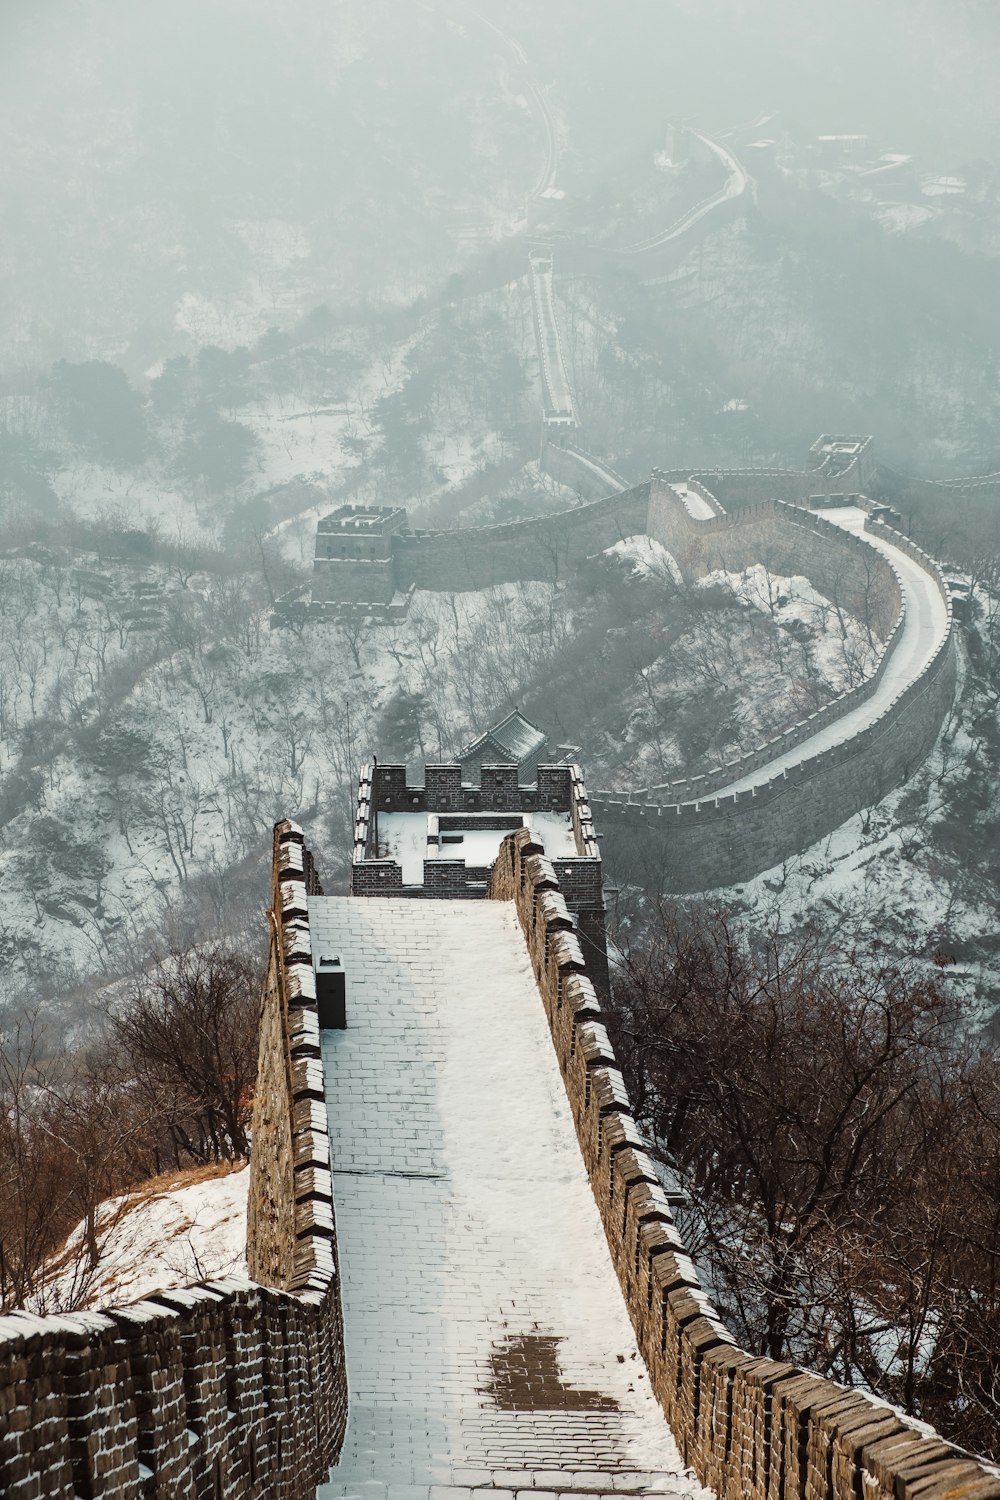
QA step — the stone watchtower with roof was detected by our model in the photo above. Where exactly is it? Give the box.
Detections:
[457,709,551,786]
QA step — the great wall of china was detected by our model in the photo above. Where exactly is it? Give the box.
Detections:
[299,462,957,893]
[0,16,988,1499]
[4,822,997,1499]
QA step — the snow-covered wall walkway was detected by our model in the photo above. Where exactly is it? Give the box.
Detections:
[312,896,709,1500]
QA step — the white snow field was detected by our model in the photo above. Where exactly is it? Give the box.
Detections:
[312,898,710,1500]
[710,506,950,799]
[376,810,578,884]
[33,1165,249,1314]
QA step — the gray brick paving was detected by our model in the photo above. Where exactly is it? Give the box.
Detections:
[312,899,709,1500]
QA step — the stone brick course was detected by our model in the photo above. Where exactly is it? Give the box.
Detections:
[489,829,1000,1500]
[0,823,347,1499]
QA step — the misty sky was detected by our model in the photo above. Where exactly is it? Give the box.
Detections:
[3,0,1000,441]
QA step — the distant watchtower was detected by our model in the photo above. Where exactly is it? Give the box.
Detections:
[809,435,876,493]
[350,738,609,992]
[312,505,407,607]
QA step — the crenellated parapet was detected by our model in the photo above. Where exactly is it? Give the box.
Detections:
[0,824,347,1500]
[490,828,1000,1500]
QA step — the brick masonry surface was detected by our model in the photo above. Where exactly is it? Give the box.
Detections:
[488,829,1000,1500]
[0,825,347,1500]
[309,895,710,1500]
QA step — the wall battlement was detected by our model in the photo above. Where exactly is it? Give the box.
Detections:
[0,823,347,1500]
[352,759,608,987]
[490,828,999,1500]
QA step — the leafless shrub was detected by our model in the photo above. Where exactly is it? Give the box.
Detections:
[609,907,1000,1460]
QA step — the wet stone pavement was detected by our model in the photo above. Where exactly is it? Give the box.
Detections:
[310,898,711,1500]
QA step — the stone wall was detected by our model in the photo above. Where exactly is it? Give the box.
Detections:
[391,482,650,592]
[0,823,347,1500]
[490,829,1000,1500]
[540,440,630,500]
[592,512,956,893]
[646,478,900,642]
[682,468,816,509]
[311,556,396,605]
[632,494,908,809]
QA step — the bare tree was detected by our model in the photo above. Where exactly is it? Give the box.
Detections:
[110,944,260,1165]
[608,906,1000,1459]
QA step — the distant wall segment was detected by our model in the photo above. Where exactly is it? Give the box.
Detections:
[646,476,901,635]
[305,452,957,891]
[0,823,347,1500]
[392,481,650,591]
[595,630,955,892]
[540,439,630,500]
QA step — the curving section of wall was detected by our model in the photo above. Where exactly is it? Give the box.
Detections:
[0,823,347,1500]
[491,828,1000,1500]
[541,439,631,500]
[594,487,957,892]
[619,129,750,257]
[387,463,956,891]
[636,484,908,803]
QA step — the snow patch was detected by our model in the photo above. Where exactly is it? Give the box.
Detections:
[606,534,683,585]
[34,1164,249,1313]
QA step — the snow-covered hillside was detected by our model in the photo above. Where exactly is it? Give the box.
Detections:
[31,1163,248,1314]
[0,523,885,998]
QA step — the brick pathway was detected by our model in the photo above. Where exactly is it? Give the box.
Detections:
[310,898,711,1500]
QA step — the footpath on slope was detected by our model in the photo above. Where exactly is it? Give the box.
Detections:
[693,505,950,800]
[311,898,711,1500]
